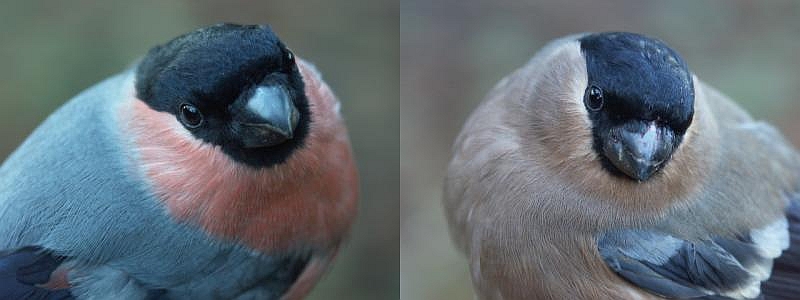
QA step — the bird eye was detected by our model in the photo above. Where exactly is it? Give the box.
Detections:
[285,48,295,64]
[584,85,604,111]
[179,103,204,128]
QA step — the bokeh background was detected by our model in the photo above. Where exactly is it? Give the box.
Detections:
[401,1,800,299]
[0,1,398,299]
[4,1,800,299]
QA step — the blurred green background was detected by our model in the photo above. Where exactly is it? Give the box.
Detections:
[0,1,398,299]
[401,1,800,299]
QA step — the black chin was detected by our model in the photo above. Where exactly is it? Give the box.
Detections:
[220,102,311,169]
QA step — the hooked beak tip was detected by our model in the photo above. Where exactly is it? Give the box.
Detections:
[237,86,300,148]
[603,122,674,182]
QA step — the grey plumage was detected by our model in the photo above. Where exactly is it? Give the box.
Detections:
[599,221,787,299]
[0,72,303,299]
[444,33,800,299]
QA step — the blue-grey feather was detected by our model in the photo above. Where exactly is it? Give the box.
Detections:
[713,237,770,272]
[599,229,765,299]
[603,250,711,298]
[0,71,306,299]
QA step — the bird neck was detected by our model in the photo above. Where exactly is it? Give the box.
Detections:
[120,62,358,254]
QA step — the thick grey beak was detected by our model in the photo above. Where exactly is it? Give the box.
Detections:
[603,121,675,181]
[237,86,300,148]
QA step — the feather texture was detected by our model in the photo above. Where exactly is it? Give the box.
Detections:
[0,59,356,299]
[444,33,800,299]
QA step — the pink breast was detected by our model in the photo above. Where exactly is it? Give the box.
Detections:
[120,59,358,254]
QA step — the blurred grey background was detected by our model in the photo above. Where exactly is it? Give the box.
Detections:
[0,1,398,299]
[401,1,800,299]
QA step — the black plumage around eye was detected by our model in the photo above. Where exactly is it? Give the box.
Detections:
[286,49,294,62]
[585,85,604,111]
[179,103,204,128]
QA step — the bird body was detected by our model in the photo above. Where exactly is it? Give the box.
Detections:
[0,24,357,300]
[445,33,800,299]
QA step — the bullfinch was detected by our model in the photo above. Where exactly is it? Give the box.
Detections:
[0,23,359,300]
[444,32,800,299]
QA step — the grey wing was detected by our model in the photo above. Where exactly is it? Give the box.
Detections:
[598,221,788,300]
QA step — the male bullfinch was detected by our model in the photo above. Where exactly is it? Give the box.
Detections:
[0,23,358,299]
[444,32,800,299]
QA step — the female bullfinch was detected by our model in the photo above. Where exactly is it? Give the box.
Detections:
[444,32,800,299]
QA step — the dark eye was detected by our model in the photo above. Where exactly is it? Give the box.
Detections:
[179,103,204,128]
[584,85,604,111]
[285,48,295,64]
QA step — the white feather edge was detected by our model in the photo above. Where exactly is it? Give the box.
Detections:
[722,217,789,299]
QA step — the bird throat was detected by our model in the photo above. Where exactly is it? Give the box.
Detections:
[119,64,358,254]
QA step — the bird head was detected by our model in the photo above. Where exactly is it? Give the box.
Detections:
[579,32,695,181]
[134,23,310,168]
[124,24,358,254]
